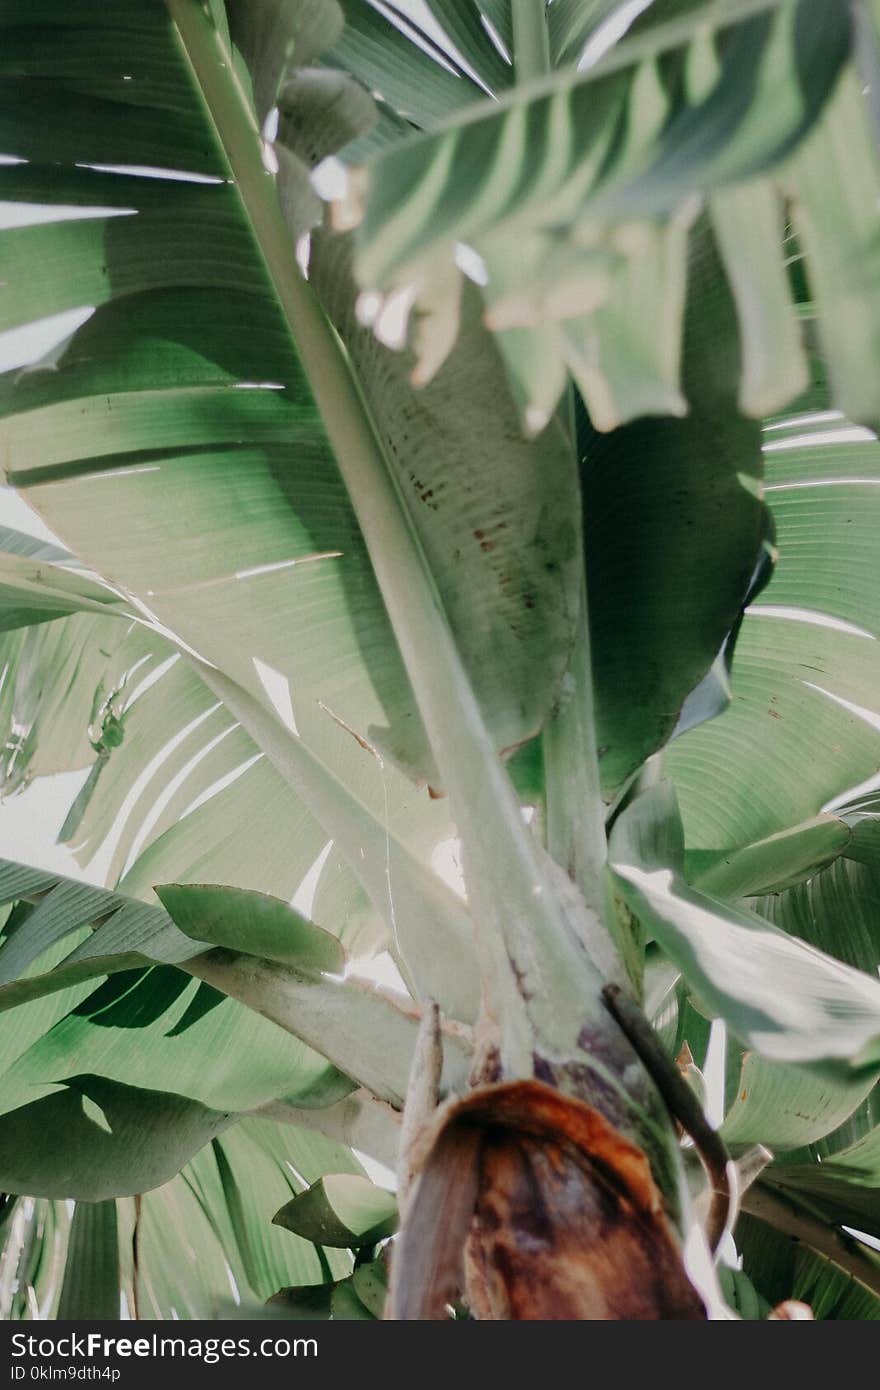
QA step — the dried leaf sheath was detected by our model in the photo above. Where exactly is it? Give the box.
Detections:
[390,1081,705,1320]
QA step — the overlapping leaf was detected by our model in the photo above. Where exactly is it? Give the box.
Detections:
[764,1124,880,1239]
[351,0,849,429]
[609,782,880,1081]
[0,0,579,810]
[581,223,770,797]
[0,464,473,1008]
[737,1211,880,1319]
[28,1116,362,1320]
[307,228,581,778]
[669,410,880,852]
[649,780,875,1153]
[0,859,470,1196]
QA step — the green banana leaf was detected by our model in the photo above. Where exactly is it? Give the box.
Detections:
[352,0,847,428]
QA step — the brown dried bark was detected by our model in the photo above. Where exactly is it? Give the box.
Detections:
[390,1079,705,1320]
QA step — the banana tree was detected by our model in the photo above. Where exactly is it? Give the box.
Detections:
[1,0,879,1320]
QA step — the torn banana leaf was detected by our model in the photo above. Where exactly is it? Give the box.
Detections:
[352,0,848,428]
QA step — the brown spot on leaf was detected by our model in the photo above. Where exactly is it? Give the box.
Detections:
[317,702,379,758]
